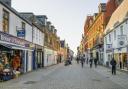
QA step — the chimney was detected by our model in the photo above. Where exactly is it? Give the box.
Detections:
[1,0,11,7]
[98,3,106,12]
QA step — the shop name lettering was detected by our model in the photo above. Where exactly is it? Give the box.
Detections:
[0,34,24,46]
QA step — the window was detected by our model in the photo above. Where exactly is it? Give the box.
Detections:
[126,20,127,24]
[21,22,26,39]
[114,30,116,40]
[105,37,107,43]
[120,25,123,35]
[22,22,25,30]
[109,34,111,42]
[3,9,9,33]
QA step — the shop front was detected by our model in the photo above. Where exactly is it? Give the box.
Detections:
[53,51,57,64]
[57,50,63,63]
[44,47,55,66]
[105,44,113,67]
[34,44,44,69]
[113,47,127,70]
[0,31,35,81]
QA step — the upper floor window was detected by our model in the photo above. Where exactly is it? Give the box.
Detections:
[21,22,26,39]
[105,36,107,43]
[109,34,111,42]
[22,22,26,30]
[114,30,116,40]
[3,9,9,33]
[120,25,123,35]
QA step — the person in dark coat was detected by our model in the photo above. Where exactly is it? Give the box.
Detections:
[110,57,117,75]
[80,56,85,68]
[76,57,79,64]
[89,57,93,68]
[94,58,98,68]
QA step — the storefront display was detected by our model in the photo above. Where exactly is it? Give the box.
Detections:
[0,31,35,81]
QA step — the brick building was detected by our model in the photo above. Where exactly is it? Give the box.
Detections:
[83,0,119,63]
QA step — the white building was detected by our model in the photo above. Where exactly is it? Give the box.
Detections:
[20,13,46,68]
[104,0,128,68]
[0,0,34,73]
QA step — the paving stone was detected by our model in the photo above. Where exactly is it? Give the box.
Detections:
[0,62,127,89]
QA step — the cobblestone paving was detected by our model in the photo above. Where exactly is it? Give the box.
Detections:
[0,62,128,89]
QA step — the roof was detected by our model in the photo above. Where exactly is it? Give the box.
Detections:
[104,0,128,34]
[0,0,32,26]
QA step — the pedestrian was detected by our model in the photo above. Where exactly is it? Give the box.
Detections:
[119,54,122,69]
[76,56,79,64]
[122,58,126,69]
[119,59,122,69]
[94,58,98,68]
[110,57,117,75]
[80,56,85,68]
[89,57,93,68]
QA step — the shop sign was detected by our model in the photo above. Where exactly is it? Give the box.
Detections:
[17,30,25,37]
[0,31,26,46]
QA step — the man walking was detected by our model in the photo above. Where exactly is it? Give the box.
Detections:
[94,58,98,68]
[81,56,85,68]
[110,57,117,75]
[89,57,93,68]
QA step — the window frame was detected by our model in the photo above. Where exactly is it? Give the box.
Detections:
[2,9,9,33]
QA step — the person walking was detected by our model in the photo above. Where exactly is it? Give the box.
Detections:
[94,58,98,68]
[81,56,85,68]
[110,57,117,75]
[89,57,93,68]
[76,56,79,64]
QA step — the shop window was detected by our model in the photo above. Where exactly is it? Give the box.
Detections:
[108,54,111,61]
[2,9,9,33]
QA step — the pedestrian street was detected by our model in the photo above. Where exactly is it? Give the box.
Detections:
[1,61,128,89]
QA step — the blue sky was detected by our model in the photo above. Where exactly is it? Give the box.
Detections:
[12,0,106,54]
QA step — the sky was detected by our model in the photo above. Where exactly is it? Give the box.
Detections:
[12,0,106,54]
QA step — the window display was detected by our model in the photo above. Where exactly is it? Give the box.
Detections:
[0,49,22,81]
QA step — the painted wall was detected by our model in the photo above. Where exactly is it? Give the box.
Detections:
[44,47,57,66]
[33,26,44,46]
[0,3,32,42]
[104,19,128,64]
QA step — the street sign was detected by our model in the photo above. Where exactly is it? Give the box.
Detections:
[17,30,25,37]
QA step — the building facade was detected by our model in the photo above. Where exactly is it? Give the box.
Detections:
[83,0,118,64]
[19,13,46,69]
[104,0,128,69]
[0,0,35,74]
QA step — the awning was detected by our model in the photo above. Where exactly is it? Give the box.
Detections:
[0,43,34,51]
[0,43,12,49]
[12,46,33,51]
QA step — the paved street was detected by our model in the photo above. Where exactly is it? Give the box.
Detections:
[1,61,128,89]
